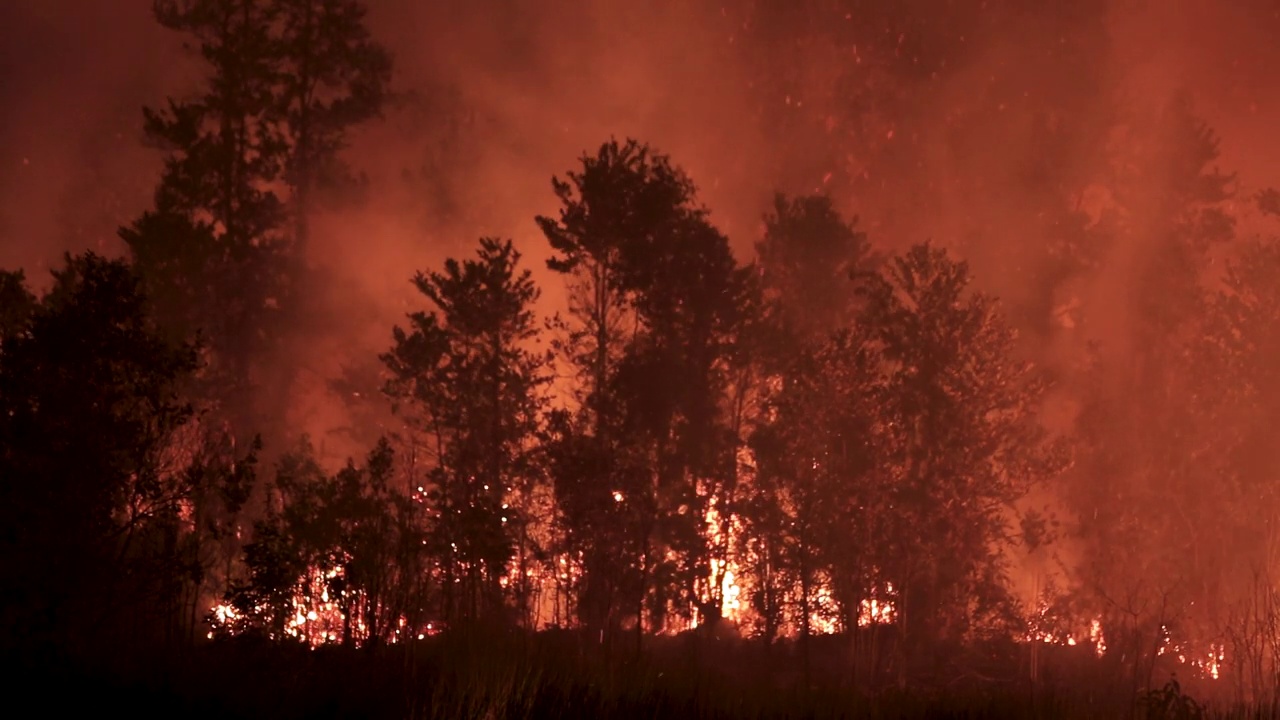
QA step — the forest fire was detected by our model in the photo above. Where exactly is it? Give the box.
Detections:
[8,0,1280,716]
[207,566,378,646]
[857,584,896,627]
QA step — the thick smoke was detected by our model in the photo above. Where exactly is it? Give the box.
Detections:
[3,1,1280,531]
[3,1,1276,314]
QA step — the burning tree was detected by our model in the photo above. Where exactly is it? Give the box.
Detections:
[538,139,755,644]
[536,139,698,642]
[750,239,1068,686]
[382,238,551,627]
[611,210,754,635]
[745,192,878,672]
[223,437,423,646]
[1062,95,1239,697]
[1197,231,1280,702]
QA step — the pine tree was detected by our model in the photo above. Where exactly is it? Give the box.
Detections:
[1063,98,1238,683]
[122,0,390,438]
[745,193,875,664]
[537,139,699,639]
[537,139,696,442]
[275,0,391,251]
[756,193,875,342]
[383,238,549,625]
[0,270,35,351]
[539,139,756,639]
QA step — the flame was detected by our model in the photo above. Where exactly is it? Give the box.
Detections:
[1089,618,1106,658]
[207,564,445,647]
[858,583,896,627]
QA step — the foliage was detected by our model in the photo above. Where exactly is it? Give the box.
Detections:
[273,0,392,245]
[1141,677,1207,720]
[860,243,1068,645]
[382,238,551,626]
[227,437,423,645]
[756,192,875,342]
[0,269,35,347]
[747,238,1067,681]
[1060,93,1242,695]
[538,139,759,640]
[0,254,201,652]
[121,0,390,439]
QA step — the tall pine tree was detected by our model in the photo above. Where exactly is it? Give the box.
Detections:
[383,238,549,626]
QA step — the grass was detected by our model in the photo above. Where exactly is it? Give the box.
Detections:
[12,629,1278,719]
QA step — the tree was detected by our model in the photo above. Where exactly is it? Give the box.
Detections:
[612,213,752,633]
[859,243,1068,679]
[747,346,840,668]
[177,430,260,644]
[542,408,653,638]
[275,0,391,251]
[383,238,550,626]
[122,0,289,433]
[147,0,287,245]
[122,0,390,439]
[539,139,758,642]
[756,193,875,342]
[746,319,884,682]
[537,139,702,640]
[537,139,697,441]
[744,193,876,670]
[0,254,201,656]
[226,437,422,646]
[0,269,35,347]
[752,239,1066,686]
[1061,97,1238,694]
[1183,231,1280,701]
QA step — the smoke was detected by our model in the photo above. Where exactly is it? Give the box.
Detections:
[0,1,192,278]
[2,0,1275,273]
[3,1,1280,481]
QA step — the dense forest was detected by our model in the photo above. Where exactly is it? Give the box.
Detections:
[4,0,1280,717]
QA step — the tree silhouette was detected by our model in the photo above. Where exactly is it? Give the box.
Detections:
[122,0,289,434]
[612,212,752,633]
[539,139,757,643]
[383,238,550,626]
[122,0,390,440]
[0,270,35,356]
[0,254,201,655]
[1063,98,1239,691]
[537,139,703,641]
[756,193,875,342]
[745,193,875,668]
[860,243,1068,678]
[537,139,696,442]
[227,436,420,646]
[275,0,391,250]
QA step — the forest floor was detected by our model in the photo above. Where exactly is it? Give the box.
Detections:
[15,630,1265,719]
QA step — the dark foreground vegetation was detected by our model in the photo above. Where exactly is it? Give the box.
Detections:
[12,630,1245,720]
